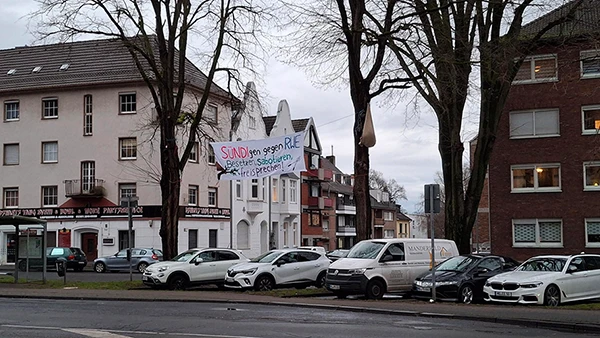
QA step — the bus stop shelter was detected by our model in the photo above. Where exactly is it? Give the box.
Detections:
[0,215,47,283]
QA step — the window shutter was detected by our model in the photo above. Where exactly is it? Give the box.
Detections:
[4,144,19,164]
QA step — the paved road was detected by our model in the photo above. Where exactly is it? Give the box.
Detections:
[0,298,596,338]
[3,270,143,282]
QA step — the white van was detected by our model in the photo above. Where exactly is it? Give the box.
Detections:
[325,238,458,299]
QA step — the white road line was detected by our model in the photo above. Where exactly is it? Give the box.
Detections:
[2,324,261,338]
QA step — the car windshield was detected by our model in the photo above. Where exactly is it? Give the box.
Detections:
[347,241,385,259]
[329,250,349,257]
[517,257,567,272]
[171,250,199,262]
[436,256,479,272]
[250,251,281,263]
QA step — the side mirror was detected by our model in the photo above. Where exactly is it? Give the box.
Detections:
[275,259,286,267]
[380,254,393,262]
[475,267,489,275]
[194,258,204,265]
[568,265,578,273]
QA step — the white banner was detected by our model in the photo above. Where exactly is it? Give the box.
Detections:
[210,131,306,180]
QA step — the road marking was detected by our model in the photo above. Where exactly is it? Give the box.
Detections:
[2,324,261,338]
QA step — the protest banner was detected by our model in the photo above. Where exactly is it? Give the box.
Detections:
[210,131,306,180]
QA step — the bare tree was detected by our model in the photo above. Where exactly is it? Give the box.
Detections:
[31,0,268,259]
[279,1,413,241]
[386,0,584,253]
[369,169,407,203]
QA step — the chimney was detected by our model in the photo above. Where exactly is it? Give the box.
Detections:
[326,155,336,166]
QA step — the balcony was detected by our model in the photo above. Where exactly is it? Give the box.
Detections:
[307,196,333,209]
[336,226,357,236]
[305,168,333,181]
[336,202,356,214]
[245,201,264,214]
[64,179,105,198]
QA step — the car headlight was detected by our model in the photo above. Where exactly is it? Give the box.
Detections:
[349,268,368,275]
[240,268,257,275]
[158,266,169,272]
[485,280,491,287]
[519,281,543,288]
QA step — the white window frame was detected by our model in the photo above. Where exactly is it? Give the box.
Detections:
[583,161,600,191]
[4,100,19,121]
[581,105,600,135]
[250,179,259,199]
[119,137,137,160]
[3,187,18,208]
[513,54,558,84]
[188,185,198,206]
[84,95,93,136]
[119,92,137,114]
[208,187,217,207]
[585,218,600,248]
[207,146,215,165]
[281,179,286,203]
[42,186,58,207]
[235,180,242,200]
[42,98,59,119]
[205,105,218,123]
[119,183,137,205]
[509,109,560,139]
[384,211,393,221]
[384,229,395,239]
[272,178,278,202]
[3,143,19,165]
[189,142,199,163]
[290,180,297,203]
[249,116,256,129]
[42,141,58,163]
[511,164,561,193]
[580,50,600,79]
[512,219,563,248]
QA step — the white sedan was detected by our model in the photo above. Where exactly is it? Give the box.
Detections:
[483,254,600,306]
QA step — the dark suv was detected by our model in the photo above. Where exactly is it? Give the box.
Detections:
[18,247,88,272]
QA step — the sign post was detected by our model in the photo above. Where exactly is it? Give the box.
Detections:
[424,184,441,303]
[121,196,139,282]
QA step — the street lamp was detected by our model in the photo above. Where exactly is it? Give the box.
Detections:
[121,195,139,281]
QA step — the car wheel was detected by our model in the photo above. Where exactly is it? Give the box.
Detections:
[254,275,275,291]
[544,284,561,307]
[459,284,474,304]
[17,260,27,272]
[315,271,327,288]
[168,274,188,290]
[137,262,149,273]
[366,279,385,300]
[94,262,106,273]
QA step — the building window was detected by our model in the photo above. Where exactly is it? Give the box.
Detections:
[84,95,93,136]
[511,164,561,192]
[281,179,286,203]
[251,179,259,199]
[3,188,18,208]
[581,50,600,78]
[81,161,96,192]
[118,230,135,250]
[42,186,58,207]
[509,109,559,138]
[513,54,558,83]
[310,183,320,197]
[237,221,250,249]
[208,187,217,207]
[308,210,321,227]
[272,178,278,202]
[42,98,59,119]
[513,219,562,248]
[585,219,600,247]
[283,222,288,246]
[582,105,600,134]
[249,116,256,129]
[308,153,319,169]
[384,211,393,221]
[3,144,19,165]
[262,178,266,201]
[42,141,58,163]
[205,105,217,123]
[188,185,198,206]
[119,183,137,205]
[119,138,137,160]
[207,146,215,165]
[584,162,600,190]
[119,93,137,114]
[384,230,395,239]
[4,101,19,121]
[189,142,199,162]
[235,180,242,199]
[290,180,297,203]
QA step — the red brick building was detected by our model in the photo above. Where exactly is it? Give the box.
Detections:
[488,1,600,261]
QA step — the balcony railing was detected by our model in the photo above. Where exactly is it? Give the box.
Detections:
[245,201,264,214]
[307,196,333,209]
[336,203,356,212]
[336,226,357,235]
[64,179,105,197]
[305,168,333,181]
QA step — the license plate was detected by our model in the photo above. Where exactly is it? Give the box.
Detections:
[329,284,340,290]
[416,286,431,292]
[495,291,512,297]
[142,276,148,281]
[78,262,85,264]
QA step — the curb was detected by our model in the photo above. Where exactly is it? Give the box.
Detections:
[0,294,599,334]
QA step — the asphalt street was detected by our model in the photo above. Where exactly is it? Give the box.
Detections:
[0,298,596,338]
[3,270,142,282]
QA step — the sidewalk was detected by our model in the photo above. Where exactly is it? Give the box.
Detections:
[0,285,598,333]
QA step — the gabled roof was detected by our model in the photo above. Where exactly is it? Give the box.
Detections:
[0,37,231,98]
[397,211,412,222]
[321,157,343,174]
[263,116,277,135]
[292,118,310,132]
[521,0,600,39]
[263,116,310,135]
[370,196,396,210]
[323,181,353,195]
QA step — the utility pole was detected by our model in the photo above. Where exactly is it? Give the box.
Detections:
[424,184,440,303]
[121,195,139,282]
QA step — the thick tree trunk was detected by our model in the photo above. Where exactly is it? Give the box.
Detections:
[352,93,371,242]
[159,117,181,260]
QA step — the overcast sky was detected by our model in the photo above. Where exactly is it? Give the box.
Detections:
[0,1,481,213]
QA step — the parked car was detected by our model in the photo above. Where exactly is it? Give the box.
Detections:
[18,247,87,272]
[93,248,163,273]
[143,248,248,290]
[326,238,459,299]
[297,246,327,255]
[225,248,330,291]
[326,249,349,262]
[412,254,519,304]
[483,254,600,306]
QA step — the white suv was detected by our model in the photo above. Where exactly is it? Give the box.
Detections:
[143,248,248,290]
[224,249,330,291]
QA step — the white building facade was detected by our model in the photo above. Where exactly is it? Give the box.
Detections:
[0,38,232,264]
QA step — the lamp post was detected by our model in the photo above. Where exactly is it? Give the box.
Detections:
[121,195,139,281]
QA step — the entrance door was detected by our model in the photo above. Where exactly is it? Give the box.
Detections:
[6,233,16,263]
[209,229,218,248]
[81,233,98,261]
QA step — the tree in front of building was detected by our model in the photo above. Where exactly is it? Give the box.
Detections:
[369,169,407,203]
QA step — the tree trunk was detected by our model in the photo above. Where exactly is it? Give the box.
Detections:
[159,117,181,260]
[352,94,371,242]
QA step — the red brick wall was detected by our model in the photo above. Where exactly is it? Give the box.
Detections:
[489,42,600,262]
